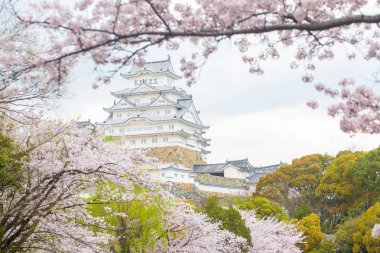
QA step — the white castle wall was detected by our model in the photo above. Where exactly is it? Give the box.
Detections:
[223,165,249,179]
[194,181,249,196]
[151,168,195,184]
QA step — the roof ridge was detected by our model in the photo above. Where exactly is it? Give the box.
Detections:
[193,162,227,166]
[228,159,248,162]
[143,58,170,64]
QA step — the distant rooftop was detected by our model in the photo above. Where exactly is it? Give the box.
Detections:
[193,159,284,174]
[121,56,181,79]
[76,120,96,132]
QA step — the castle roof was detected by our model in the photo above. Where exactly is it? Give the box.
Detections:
[101,94,208,129]
[110,84,189,98]
[157,163,193,172]
[99,111,208,130]
[227,159,256,172]
[76,120,96,131]
[121,57,181,79]
[193,159,283,174]
[193,159,255,173]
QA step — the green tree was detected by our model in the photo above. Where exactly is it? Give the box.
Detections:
[201,196,252,245]
[291,203,312,220]
[335,202,380,253]
[235,196,288,221]
[0,130,26,192]
[335,216,360,253]
[296,213,324,252]
[86,183,167,253]
[350,149,380,212]
[256,154,333,228]
[316,151,365,229]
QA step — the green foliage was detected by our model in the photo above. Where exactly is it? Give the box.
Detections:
[335,202,380,253]
[296,213,324,252]
[201,196,252,245]
[256,154,333,206]
[343,201,368,222]
[103,135,120,142]
[310,237,336,253]
[291,203,312,220]
[86,183,168,253]
[316,152,365,218]
[256,148,380,234]
[256,154,333,230]
[235,196,288,221]
[352,202,380,253]
[334,216,359,253]
[349,149,380,210]
[0,131,27,191]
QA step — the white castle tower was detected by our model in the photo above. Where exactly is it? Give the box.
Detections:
[100,57,210,159]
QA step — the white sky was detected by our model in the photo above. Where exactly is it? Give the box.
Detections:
[52,40,380,166]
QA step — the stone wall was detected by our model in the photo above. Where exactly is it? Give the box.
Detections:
[145,146,205,168]
[195,174,248,187]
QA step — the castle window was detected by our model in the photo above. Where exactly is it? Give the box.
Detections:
[141,139,147,144]
[162,173,165,177]
[157,126,163,131]
[119,128,124,134]
[163,138,168,142]
[130,140,135,144]
[165,110,171,114]
[152,138,158,143]
[169,124,174,130]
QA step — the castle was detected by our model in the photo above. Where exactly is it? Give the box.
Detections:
[99,57,282,196]
[99,57,210,160]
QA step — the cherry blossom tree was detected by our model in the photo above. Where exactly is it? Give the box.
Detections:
[162,204,304,253]
[0,116,150,252]
[0,1,64,118]
[1,0,380,132]
[240,210,304,253]
[163,201,247,252]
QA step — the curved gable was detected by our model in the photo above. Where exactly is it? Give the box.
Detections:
[149,93,178,107]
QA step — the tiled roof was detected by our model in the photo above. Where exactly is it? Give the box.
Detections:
[158,163,192,171]
[193,159,283,175]
[122,57,181,79]
[76,120,96,131]
[101,95,207,129]
[111,84,188,97]
[227,159,256,172]
[193,159,255,173]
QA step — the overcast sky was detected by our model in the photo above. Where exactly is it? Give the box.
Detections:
[51,40,380,166]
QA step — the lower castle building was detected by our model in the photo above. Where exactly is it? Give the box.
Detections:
[150,159,283,196]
